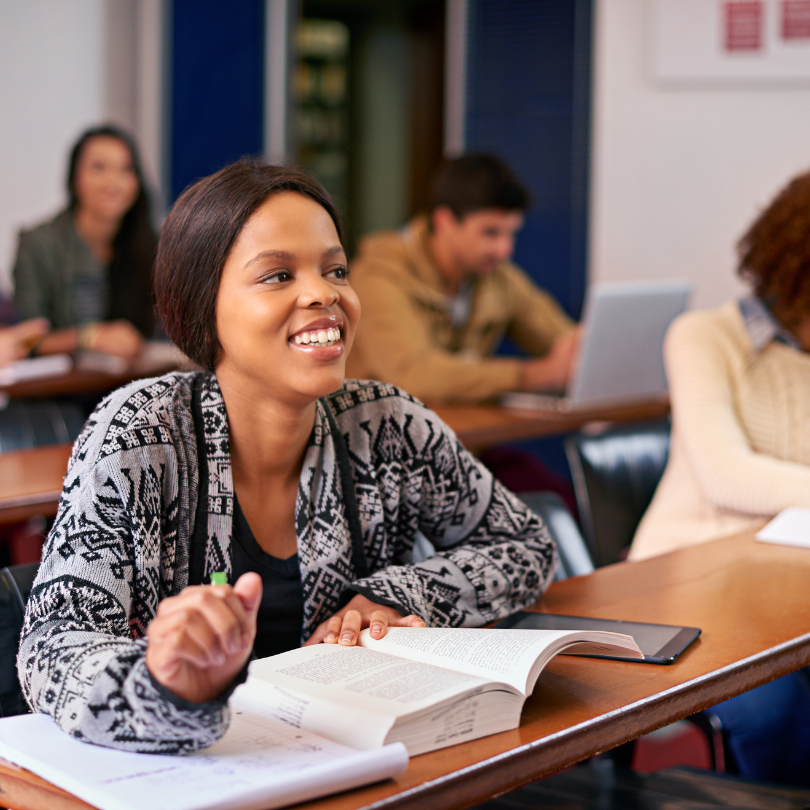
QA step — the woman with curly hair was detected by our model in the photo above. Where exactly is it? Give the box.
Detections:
[631,170,810,561]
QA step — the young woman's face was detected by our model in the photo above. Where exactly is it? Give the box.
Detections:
[215,191,360,405]
[73,136,140,223]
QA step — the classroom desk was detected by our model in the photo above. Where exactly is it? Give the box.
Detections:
[0,398,672,525]
[0,343,192,401]
[0,443,71,525]
[432,396,670,452]
[1,529,808,810]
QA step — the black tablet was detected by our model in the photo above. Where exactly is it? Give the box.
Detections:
[493,612,701,665]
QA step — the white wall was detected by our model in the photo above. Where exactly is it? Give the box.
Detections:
[589,0,810,310]
[0,0,164,297]
[0,1,105,295]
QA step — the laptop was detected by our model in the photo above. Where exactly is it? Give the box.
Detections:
[500,280,692,412]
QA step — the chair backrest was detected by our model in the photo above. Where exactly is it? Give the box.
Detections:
[518,491,595,581]
[0,563,38,716]
[565,419,671,567]
[0,400,85,453]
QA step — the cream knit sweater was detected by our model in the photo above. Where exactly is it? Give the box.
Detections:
[630,301,810,561]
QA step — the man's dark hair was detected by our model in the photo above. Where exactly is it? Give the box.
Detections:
[430,153,530,220]
[154,159,344,370]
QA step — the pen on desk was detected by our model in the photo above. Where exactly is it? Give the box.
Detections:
[210,572,227,586]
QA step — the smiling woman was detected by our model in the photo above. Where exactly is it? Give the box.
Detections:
[17,160,556,754]
[12,125,157,358]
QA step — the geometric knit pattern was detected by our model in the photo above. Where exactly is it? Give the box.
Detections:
[19,372,555,753]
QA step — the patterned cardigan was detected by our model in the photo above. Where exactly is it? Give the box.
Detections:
[19,373,555,753]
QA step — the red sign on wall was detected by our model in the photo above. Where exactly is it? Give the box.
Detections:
[782,0,810,39]
[724,1,765,51]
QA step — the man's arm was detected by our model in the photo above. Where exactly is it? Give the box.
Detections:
[501,266,580,391]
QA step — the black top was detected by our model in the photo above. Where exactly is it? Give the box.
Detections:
[230,494,304,659]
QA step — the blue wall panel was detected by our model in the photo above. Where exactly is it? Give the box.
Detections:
[171,0,265,201]
[465,0,593,321]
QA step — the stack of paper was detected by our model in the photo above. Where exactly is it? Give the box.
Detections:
[0,687,408,810]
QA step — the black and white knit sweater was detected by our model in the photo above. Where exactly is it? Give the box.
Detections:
[19,373,555,753]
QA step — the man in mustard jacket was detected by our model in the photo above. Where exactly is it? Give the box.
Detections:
[346,154,579,404]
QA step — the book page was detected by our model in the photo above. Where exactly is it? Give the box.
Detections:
[0,692,408,810]
[359,628,640,694]
[247,645,502,748]
[359,628,563,692]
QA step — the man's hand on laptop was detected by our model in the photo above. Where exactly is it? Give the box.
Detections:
[520,327,581,392]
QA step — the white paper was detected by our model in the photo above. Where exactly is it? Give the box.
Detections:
[0,354,72,384]
[249,645,488,716]
[756,508,810,548]
[0,689,408,810]
[360,627,559,692]
[360,627,642,694]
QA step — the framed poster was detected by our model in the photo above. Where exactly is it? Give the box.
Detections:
[653,0,810,83]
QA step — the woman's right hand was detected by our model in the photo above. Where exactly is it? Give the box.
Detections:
[82,320,144,358]
[145,573,262,704]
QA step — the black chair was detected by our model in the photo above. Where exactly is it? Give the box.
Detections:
[517,491,594,581]
[0,562,38,717]
[0,400,85,453]
[565,419,671,567]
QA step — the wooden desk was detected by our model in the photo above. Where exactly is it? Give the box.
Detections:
[0,343,192,401]
[0,443,71,525]
[0,367,168,400]
[433,397,670,452]
[1,531,808,810]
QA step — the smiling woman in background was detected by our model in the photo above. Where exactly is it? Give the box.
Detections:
[18,161,554,754]
[12,124,157,358]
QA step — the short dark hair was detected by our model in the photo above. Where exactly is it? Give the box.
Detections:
[430,153,530,219]
[154,160,344,370]
[737,169,810,327]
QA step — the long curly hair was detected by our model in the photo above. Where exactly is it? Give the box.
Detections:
[737,170,810,328]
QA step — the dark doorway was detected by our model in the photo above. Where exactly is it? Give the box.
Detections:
[296,0,445,254]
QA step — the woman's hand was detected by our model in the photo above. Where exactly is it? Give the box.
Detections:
[304,594,425,647]
[0,318,49,367]
[145,573,262,704]
[82,320,144,358]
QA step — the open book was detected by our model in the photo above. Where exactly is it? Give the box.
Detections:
[246,627,643,756]
[0,689,407,810]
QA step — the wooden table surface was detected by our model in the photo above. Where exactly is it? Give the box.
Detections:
[0,344,190,400]
[2,530,809,810]
[0,443,71,525]
[432,397,670,452]
[0,398,671,526]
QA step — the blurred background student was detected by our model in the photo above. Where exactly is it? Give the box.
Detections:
[12,125,157,359]
[347,153,580,404]
[629,169,810,788]
[631,169,810,563]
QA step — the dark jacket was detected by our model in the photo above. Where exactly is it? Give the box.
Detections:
[13,209,155,335]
